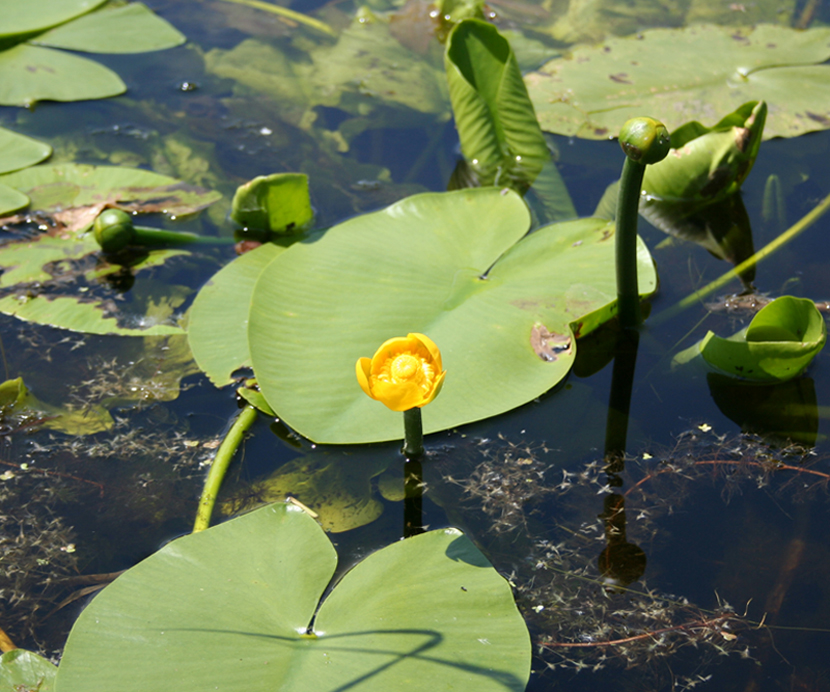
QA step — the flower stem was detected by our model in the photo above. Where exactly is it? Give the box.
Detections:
[193,404,258,533]
[616,156,646,330]
[402,407,424,460]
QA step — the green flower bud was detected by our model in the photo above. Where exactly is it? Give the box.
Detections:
[619,117,671,165]
[93,209,136,253]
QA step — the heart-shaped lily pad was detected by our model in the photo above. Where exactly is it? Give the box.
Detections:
[54,502,531,692]
[246,187,656,444]
[525,24,830,141]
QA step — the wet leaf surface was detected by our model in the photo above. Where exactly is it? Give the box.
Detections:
[526,24,830,140]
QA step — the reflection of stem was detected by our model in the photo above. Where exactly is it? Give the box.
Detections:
[616,158,646,329]
[403,458,424,538]
[193,405,258,533]
[213,0,337,36]
[604,329,639,475]
[653,191,830,326]
[402,408,424,460]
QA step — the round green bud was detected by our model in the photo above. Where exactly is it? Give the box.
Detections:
[619,117,671,165]
[93,208,136,253]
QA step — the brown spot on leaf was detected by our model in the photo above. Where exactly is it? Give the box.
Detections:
[734,126,751,152]
[531,323,572,362]
[609,73,632,84]
[806,111,830,126]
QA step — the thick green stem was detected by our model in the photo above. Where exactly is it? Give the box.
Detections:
[193,404,258,533]
[132,226,236,247]
[615,117,670,330]
[402,407,424,460]
[616,157,646,330]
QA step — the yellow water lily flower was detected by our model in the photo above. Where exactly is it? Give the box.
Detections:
[356,333,446,412]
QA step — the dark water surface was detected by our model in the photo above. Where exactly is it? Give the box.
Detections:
[2,1,830,690]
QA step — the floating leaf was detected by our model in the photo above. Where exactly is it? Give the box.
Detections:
[248,187,656,444]
[0,183,29,216]
[675,296,827,382]
[525,24,830,140]
[0,44,125,107]
[0,1,184,107]
[32,2,186,54]
[188,243,285,386]
[0,127,51,175]
[0,649,57,692]
[0,0,107,39]
[55,503,531,692]
[230,173,313,233]
[223,452,392,532]
[0,163,221,217]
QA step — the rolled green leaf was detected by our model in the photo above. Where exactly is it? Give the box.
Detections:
[675,296,826,382]
[641,101,766,206]
[230,172,313,234]
[444,19,554,195]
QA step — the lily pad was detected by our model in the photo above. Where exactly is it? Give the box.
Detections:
[31,2,186,54]
[0,1,185,107]
[0,649,57,692]
[0,127,52,175]
[525,24,830,140]
[55,503,531,692]
[188,243,285,386]
[675,296,827,382]
[0,183,29,216]
[223,451,392,532]
[247,187,656,444]
[0,0,107,39]
[0,43,126,107]
[0,163,222,217]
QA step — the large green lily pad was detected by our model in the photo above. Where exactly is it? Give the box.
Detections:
[188,243,285,386]
[0,0,107,39]
[31,2,185,54]
[0,1,185,107]
[0,163,222,216]
[525,24,830,140]
[55,502,531,692]
[246,187,656,444]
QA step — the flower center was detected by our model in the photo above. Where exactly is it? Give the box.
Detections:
[391,354,420,382]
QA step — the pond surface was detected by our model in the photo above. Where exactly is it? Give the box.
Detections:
[2,0,830,690]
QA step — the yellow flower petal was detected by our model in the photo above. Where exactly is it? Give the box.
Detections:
[356,357,373,399]
[356,333,446,411]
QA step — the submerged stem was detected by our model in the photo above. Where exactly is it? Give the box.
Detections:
[193,404,258,533]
